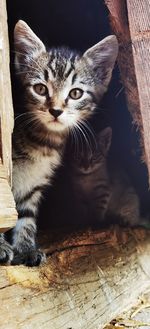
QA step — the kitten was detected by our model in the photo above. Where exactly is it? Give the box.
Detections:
[0,20,118,266]
[70,127,142,227]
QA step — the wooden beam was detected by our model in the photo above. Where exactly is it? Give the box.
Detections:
[0,227,150,328]
[126,0,150,173]
[0,0,17,231]
[104,0,150,179]
[0,0,14,183]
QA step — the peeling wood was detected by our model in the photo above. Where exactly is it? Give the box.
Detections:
[0,228,150,328]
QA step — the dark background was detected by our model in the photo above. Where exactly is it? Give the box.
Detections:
[6,0,150,228]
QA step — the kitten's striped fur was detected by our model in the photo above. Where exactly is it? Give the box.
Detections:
[0,20,118,265]
[71,127,142,227]
[70,127,111,223]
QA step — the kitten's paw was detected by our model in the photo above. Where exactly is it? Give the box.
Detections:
[0,242,14,264]
[11,249,46,267]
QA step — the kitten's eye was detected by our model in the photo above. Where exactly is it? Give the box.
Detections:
[69,88,83,100]
[33,84,48,96]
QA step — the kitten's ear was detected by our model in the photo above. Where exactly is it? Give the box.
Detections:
[83,36,118,90]
[14,20,46,67]
[97,127,112,155]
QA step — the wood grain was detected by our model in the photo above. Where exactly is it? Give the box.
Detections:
[105,0,150,175]
[104,0,142,128]
[0,0,17,230]
[0,159,17,232]
[0,0,14,183]
[0,227,150,328]
[126,0,150,174]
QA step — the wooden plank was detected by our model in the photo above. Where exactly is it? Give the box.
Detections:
[105,290,150,328]
[0,159,17,232]
[104,0,149,173]
[0,0,14,183]
[126,0,150,173]
[104,0,141,124]
[0,227,150,328]
[0,0,17,231]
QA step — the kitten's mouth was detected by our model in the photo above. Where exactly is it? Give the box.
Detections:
[48,118,65,131]
[51,118,61,124]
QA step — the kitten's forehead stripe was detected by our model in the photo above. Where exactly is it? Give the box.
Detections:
[65,64,75,78]
[44,69,49,82]
[47,47,79,81]
[48,65,56,77]
[72,73,77,85]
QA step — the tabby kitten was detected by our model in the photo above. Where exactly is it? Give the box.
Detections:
[71,127,142,227]
[0,20,118,266]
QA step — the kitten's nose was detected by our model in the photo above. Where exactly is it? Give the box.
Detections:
[49,108,63,118]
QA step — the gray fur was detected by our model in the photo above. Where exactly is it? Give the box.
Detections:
[70,127,142,227]
[0,20,118,265]
[0,234,13,264]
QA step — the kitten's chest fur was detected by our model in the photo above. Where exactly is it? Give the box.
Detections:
[12,148,61,201]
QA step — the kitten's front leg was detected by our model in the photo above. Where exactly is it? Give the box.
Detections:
[0,233,13,264]
[11,216,46,266]
[11,186,46,266]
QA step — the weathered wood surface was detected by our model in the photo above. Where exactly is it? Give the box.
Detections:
[0,0,14,182]
[0,159,17,232]
[0,227,150,329]
[127,0,150,170]
[105,290,150,329]
[104,0,141,127]
[0,0,17,231]
[105,0,150,175]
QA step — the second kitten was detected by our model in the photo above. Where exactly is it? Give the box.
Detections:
[70,127,142,227]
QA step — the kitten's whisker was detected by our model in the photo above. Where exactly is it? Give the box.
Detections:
[16,71,40,76]
[73,126,80,156]
[13,50,45,73]
[12,62,43,73]
[70,127,78,155]
[23,118,44,131]
[15,112,47,131]
[15,113,36,121]
[16,117,40,130]
[15,113,29,121]
[15,72,47,85]
[15,110,47,122]
[73,124,84,154]
[80,119,97,149]
[75,122,92,155]
[77,121,94,155]
[71,126,79,156]
[13,62,44,77]
[15,112,38,121]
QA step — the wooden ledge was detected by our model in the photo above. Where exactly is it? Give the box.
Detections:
[0,227,150,328]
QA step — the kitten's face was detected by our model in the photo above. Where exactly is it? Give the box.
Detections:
[14,21,118,137]
[74,150,104,175]
[73,127,112,174]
